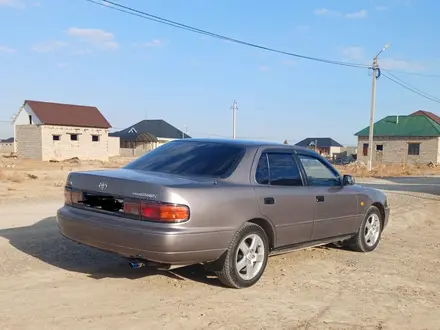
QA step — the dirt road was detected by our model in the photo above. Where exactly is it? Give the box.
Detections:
[1,190,440,329]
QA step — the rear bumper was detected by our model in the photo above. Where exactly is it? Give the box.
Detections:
[56,205,232,265]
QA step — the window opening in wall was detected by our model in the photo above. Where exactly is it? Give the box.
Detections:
[376,145,383,151]
[408,143,420,155]
[70,134,78,141]
[363,143,368,156]
[28,115,32,125]
[53,135,60,141]
[92,135,99,142]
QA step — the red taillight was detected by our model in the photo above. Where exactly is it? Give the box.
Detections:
[64,188,82,205]
[64,189,72,204]
[123,201,141,215]
[142,202,190,223]
[123,200,189,223]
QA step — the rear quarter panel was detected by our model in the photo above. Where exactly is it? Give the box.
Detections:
[162,184,262,234]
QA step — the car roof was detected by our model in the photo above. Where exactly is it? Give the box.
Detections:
[178,137,285,147]
[178,138,316,153]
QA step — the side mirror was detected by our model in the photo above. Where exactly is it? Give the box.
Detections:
[343,174,355,186]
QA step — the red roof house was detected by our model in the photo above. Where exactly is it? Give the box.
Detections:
[12,100,117,161]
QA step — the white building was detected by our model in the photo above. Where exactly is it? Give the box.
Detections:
[12,100,119,161]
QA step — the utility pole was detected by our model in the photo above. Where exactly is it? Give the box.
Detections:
[231,100,237,139]
[367,44,389,171]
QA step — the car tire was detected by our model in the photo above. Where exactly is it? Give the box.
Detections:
[215,222,269,289]
[345,206,383,253]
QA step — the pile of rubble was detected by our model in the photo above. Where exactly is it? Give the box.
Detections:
[344,161,367,169]
[49,157,81,164]
[2,152,17,159]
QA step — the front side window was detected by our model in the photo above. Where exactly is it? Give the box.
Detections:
[255,152,303,186]
[124,140,245,178]
[298,155,340,186]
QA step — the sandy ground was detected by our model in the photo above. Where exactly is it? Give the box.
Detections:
[1,156,440,329]
[0,155,135,205]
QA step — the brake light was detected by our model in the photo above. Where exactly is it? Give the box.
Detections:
[64,189,72,204]
[123,201,141,215]
[64,187,82,205]
[123,200,190,223]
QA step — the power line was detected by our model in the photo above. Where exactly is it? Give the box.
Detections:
[383,69,440,78]
[381,71,440,104]
[383,70,440,102]
[86,0,369,69]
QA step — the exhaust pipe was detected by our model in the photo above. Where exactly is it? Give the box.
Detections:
[129,261,146,269]
[128,258,172,270]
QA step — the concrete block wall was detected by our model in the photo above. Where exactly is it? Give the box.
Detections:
[329,146,342,157]
[16,125,43,160]
[120,148,149,157]
[0,142,14,153]
[357,136,440,165]
[41,125,110,161]
[108,136,120,157]
[438,137,440,164]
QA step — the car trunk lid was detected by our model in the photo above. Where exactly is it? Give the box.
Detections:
[65,169,216,221]
[68,169,167,200]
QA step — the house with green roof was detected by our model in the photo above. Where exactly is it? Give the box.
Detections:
[354,110,440,165]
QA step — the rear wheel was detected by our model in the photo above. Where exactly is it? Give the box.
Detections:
[345,206,382,252]
[215,222,269,289]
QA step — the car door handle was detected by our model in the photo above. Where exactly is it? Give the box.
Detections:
[316,196,325,202]
[264,197,275,205]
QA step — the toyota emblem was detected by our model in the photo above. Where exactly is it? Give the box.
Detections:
[98,182,108,191]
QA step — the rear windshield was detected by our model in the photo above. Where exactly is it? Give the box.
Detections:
[123,140,246,178]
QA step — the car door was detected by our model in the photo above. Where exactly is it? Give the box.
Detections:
[296,152,359,240]
[253,149,314,247]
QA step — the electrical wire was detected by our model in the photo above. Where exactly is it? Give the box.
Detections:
[85,0,370,69]
[381,71,440,104]
[383,70,440,102]
[383,69,440,78]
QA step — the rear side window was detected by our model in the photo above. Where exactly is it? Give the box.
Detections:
[124,140,245,178]
[255,153,269,184]
[255,152,303,186]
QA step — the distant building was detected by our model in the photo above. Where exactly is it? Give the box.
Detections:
[295,137,343,158]
[110,119,190,151]
[0,137,14,153]
[354,110,440,164]
[12,100,119,161]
